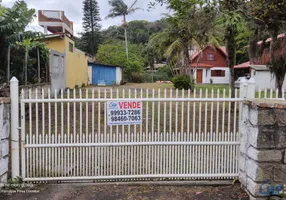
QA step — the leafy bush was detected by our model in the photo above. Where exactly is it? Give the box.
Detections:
[128,72,173,83]
[142,72,170,83]
[130,72,145,83]
[171,75,194,90]
[158,66,173,78]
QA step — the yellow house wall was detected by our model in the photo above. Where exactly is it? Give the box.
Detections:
[43,36,88,88]
[64,37,88,88]
[43,37,65,53]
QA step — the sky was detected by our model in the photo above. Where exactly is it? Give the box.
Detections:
[2,0,168,36]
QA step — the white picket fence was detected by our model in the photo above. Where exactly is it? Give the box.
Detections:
[17,87,242,182]
[257,88,285,99]
[9,76,285,182]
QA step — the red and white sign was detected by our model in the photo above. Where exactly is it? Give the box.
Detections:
[107,101,142,126]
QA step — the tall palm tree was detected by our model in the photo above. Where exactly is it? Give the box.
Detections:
[106,0,141,60]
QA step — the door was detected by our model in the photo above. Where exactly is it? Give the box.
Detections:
[196,69,203,84]
[49,50,66,95]
[92,65,116,86]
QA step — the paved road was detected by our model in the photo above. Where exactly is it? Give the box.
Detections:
[0,182,248,200]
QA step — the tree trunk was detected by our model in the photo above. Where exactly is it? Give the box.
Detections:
[24,47,28,85]
[7,45,10,84]
[270,30,284,98]
[183,46,194,90]
[90,0,95,55]
[124,28,129,60]
[195,50,203,79]
[123,15,129,60]
[248,28,259,62]
[183,46,191,76]
[226,25,236,98]
[276,77,284,98]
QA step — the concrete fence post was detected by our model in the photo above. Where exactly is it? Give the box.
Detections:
[10,77,19,179]
[239,77,248,99]
[246,78,256,99]
[239,77,256,99]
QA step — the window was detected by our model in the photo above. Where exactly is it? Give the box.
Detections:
[211,70,225,77]
[207,53,214,61]
[69,42,74,52]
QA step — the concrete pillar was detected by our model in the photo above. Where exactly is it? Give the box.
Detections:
[239,100,286,199]
[10,77,19,179]
[240,77,256,99]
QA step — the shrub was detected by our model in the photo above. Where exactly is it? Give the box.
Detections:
[136,72,171,83]
[171,75,194,90]
[130,72,145,83]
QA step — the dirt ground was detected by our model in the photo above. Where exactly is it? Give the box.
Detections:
[0,182,249,200]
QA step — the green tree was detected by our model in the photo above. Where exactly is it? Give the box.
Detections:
[101,19,167,45]
[248,0,286,97]
[148,2,219,80]
[12,40,49,85]
[217,0,247,97]
[106,0,141,59]
[96,40,144,81]
[151,0,252,97]
[82,0,102,55]
[0,0,39,83]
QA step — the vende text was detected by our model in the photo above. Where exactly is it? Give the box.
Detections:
[118,102,141,109]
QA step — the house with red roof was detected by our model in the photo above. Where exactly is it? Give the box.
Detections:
[234,33,286,90]
[192,46,230,84]
[234,61,251,80]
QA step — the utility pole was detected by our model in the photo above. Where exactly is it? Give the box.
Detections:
[7,45,10,84]
[37,48,41,83]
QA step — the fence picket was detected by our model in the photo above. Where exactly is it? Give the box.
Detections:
[20,87,243,182]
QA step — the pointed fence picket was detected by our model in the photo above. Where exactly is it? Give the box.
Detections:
[19,87,274,182]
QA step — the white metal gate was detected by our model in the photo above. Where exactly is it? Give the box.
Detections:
[20,88,242,182]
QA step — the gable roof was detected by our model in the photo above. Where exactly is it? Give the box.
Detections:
[191,46,227,61]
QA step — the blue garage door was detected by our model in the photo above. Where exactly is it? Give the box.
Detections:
[92,65,116,86]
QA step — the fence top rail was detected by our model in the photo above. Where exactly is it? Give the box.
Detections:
[21,97,244,103]
[25,141,241,148]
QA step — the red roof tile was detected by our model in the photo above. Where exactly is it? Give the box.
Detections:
[234,61,250,69]
[257,33,285,45]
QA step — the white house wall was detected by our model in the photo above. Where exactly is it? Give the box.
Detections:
[194,67,230,84]
[116,67,122,85]
[88,66,92,85]
[251,70,286,90]
[210,67,230,84]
